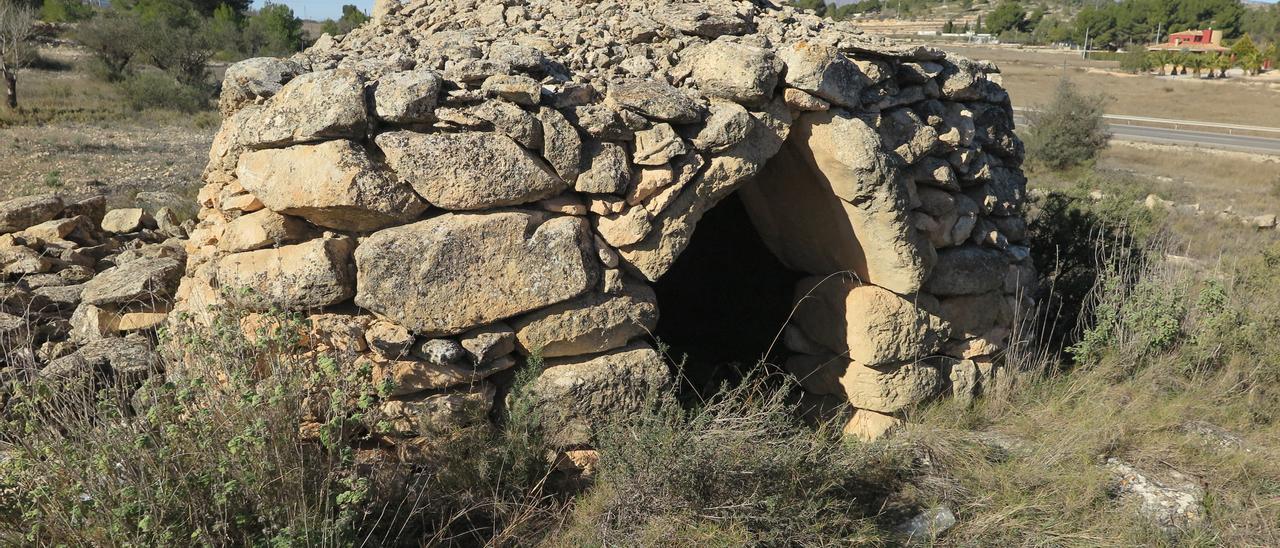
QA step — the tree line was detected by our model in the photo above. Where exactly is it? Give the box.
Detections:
[790,0,1280,52]
[0,0,370,112]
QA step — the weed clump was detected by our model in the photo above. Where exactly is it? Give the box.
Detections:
[555,372,904,545]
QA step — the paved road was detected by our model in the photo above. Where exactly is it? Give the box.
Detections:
[1103,123,1280,155]
[1012,114,1280,155]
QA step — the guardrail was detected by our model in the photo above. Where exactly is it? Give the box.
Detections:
[1011,106,1280,136]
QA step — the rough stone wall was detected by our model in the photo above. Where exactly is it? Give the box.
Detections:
[178,0,1033,445]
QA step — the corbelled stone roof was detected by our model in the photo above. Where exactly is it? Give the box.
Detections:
[183,0,1032,447]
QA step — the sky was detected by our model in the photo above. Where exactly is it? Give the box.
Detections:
[253,0,374,21]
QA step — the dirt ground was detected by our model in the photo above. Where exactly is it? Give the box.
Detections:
[1099,141,1280,216]
[942,44,1280,127]
[0,123,212,208]
[1,48,216,209]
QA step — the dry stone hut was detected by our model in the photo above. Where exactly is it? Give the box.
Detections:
[177,0,1034,447]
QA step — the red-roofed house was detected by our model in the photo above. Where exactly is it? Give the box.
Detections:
[1148,29,1230,53]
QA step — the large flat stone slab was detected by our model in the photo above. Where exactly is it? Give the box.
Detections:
[237,140,426,231]
[376,130,567,211]
[216,236,356,311]
[354,211,598,336]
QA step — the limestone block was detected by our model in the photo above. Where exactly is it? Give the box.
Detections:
[354,211,598,336]
[937,291,1012,338]
[234,69,368,149]
[538,107,583,184]
[482,74,542,106]
[101,208,153,234]
[0,194,64,234]
[237,140,426,231]
[924,246,1008,296]
[605,79,704,123]
[511,280,658,358]
[595,206,653,247]
[216,236,356,311]
[220,209,314,253]
[459,322,517,364]
[82,258,183,307]
[576,141,632,194]
[373,70,443,123]
[840,360,944,413]
[632,123,689,166]
[791,276,951,366]
[691,100,753,152]
[377,131,567,210]
[529,343,672,445]
[219,57,304,116]
[779,41,871,108]
[844,409,902,441]
[365,354,515,396]
[782,88,830,111]
[689,39,781,106]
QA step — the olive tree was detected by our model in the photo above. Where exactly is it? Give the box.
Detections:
[0,0,34,109]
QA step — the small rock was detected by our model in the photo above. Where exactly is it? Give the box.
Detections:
[373,70,443,123]
[894,506,957,542]
[412,338,466,366]
[482,74,542,106]
[81,257,183,307]
[576,142,632,194]
[633,123,689,166]
[366,320,416,359]
[459,322,517,364]
[1106,458,1206,532]
[605,79,704,123]
[0,194,64,234]
[101,208,154,234]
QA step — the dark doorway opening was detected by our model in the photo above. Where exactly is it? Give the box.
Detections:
[650,190,806,399]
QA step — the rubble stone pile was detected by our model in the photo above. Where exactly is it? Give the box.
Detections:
[176,0,1032,446]
[0,194,189,399]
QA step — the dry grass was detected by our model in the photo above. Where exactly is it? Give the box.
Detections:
[944,44,1280,127]
[0,59,215,205]
[910,246,1280,546]
[1100,142,1280,216]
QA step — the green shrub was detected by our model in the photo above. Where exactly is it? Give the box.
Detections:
[0,312,377,544]
[320,4,370,36]
[1118,44,1152,73]
[117,71,211,113]
[1024,79,1112,171]
[39,0,91,22]
[0,308,562,545]
[1026,177,1162,353]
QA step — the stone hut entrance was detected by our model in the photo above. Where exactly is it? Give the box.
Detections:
[650,190,804,396]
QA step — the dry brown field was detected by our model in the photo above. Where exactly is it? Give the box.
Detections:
[942,44,1280,127]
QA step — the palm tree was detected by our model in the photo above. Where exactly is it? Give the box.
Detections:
[1149,51,1167,75]
[1212,53,1232,78]
[1186,53,1208,78]
[1171,52,1188,75]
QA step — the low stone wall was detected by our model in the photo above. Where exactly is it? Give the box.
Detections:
[176,0,1034,447]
